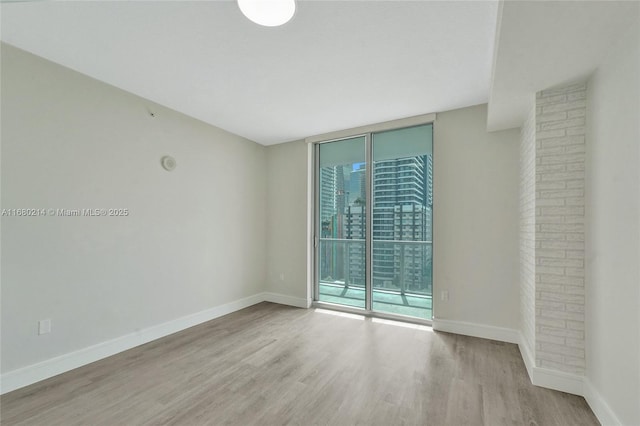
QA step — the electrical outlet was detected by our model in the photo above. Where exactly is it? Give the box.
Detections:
[440,290,449,302]
[279,272,285,281]
[38,319,51,335]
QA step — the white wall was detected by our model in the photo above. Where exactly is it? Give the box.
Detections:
[265,104,520,330]
[1,44,267,374]
[433,104,520,329]
[265,140,308,302]
[586,17,640,426]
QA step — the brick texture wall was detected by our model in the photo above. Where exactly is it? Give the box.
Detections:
[520,103,536,357]
[534,84,586,374]
[520,83,586,375]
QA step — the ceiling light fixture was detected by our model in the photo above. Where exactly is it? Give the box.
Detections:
[237,0,296,27]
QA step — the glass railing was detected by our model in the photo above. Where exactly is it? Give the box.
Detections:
[372,240,432,297]
[319,238,432,294]
[318,238,366,288]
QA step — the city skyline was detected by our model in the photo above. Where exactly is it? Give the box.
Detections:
[319,152,433,296]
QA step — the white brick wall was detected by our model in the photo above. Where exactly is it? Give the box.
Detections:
[520,102,536,358]
[534,83,586,374]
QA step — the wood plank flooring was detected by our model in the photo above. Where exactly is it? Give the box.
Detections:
[1,302,599,425]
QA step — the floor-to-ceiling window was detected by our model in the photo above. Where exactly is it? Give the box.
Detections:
[317,136,367,309]
[315,122,433,321]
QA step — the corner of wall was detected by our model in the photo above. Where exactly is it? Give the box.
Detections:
[518,83,588,395]
[583,379,624,426]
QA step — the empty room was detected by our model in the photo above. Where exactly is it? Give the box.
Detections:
[1,0,638,425]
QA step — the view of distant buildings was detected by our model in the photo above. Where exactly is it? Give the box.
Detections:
[319,154,433,296]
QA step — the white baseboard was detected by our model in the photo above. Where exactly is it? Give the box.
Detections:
[517,332,583,396]
[518,335,536,381]
[0,302,626,426]
[262,292,309,308]
[517,332,623,425]
[427,325,626,425]
[433,323,593,409]
[583,378,623,426]
[530,365,584,396]
[432,318,520,344]
[0,292,267,395]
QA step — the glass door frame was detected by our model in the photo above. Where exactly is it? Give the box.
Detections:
[310,114,435,325]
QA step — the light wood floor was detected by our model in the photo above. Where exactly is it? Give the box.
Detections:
[1,302,598,425]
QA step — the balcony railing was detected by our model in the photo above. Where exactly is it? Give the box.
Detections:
[318,238,433,297]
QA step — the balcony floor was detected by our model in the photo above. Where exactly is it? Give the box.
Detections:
[319,282,432,320]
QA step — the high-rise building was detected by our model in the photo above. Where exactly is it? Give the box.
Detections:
[335,166,346,215]
[371,155,431,293]
[425,154,433,208]
[344,205,365,286]
[319,165,347,282]
[374,156,427,208]
[320,166,336,222]
[321,155,433,295]
[348,166,365,206]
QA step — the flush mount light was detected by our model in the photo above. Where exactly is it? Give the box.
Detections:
[238,0,296,27]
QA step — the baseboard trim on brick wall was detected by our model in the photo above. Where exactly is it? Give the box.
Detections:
[527,365,619,426]
[0,293,269,395]
[262,292,309,309]
[518,332,584,396]
[531,365,584,396]
[435,323,614,420]
[518,332,622,425]
[432,318,520,344]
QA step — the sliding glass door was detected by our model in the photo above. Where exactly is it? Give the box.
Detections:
[315,123,433,320]
[371,125,433,319]
[317,136,367,309]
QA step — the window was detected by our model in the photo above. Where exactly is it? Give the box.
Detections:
[314,122,433,320]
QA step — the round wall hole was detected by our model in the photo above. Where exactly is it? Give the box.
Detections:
[161,155,176,171]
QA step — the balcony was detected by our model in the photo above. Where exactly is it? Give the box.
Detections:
[318,238,433,319]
